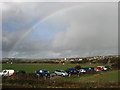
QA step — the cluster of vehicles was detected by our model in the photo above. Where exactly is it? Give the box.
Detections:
[0,65,112,78]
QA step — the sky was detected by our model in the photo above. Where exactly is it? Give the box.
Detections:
[1,2,118,58]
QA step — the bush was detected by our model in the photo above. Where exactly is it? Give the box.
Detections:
[84,70,97,75]
[111,63,120,69]
[75,65,82,70]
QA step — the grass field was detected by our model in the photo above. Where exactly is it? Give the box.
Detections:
[2,64,105,73]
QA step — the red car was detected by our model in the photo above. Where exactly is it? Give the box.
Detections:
[94,66,104,71]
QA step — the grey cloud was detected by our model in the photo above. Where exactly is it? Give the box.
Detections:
[2,2,80,30]
[53,4,118,49]
[51,3,118,56]
[2,29,26,52]
[2,2,118,58]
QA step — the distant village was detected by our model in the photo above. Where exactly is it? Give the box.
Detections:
[2,55,119,65]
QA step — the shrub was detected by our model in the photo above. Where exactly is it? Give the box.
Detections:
[111,63,119,69]
[75,65,82,70]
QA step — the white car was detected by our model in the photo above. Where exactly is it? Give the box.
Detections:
[97,66,107,71]
[0,70,15,77]
[54,69,68,76]
[78,69,86,73]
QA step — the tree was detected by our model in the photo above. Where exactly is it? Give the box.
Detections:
[82,58,88,63]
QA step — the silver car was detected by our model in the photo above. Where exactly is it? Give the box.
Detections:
[78,69,86,73]
[54,69,68,76]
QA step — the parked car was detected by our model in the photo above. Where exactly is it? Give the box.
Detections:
[15,70,26,74]
[65,68,79,74]
[94,66,104,71]
[78,69,86,74]
[36,69,50,77]
[97,66,108,71]
[54,69,68,76]
[105,66,112,70]
[0,70,15,77]
[82,67,92,71]
[89,67,94,71]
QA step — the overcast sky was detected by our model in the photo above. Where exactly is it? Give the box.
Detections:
[2,2,118,58]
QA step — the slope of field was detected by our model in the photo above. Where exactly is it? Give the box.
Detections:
[56,70,119,82]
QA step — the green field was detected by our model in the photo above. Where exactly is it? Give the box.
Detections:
[3,64,119,82]
[2,64,119,88]
[57,70,119,82]
[2,64,104,73]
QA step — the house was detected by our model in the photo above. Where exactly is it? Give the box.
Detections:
[87,57,94,61]
[78,58,82,61]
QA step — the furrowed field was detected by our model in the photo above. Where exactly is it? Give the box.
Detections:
[2,64,120,88]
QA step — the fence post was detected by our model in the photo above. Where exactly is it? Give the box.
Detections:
[27,74,29,80]
[44,76,46,80]
[69,72,71,77]
[7,71,9,80]
[12,72,15,79]
[38,75,40,80]
[51,74,54,80]
[12,74,14,79]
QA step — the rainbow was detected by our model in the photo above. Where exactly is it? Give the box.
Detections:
[7,3,83,58]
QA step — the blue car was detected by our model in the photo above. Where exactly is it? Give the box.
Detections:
[65,68,79,74]
[37,69,50,77]
[82,67,92,71]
